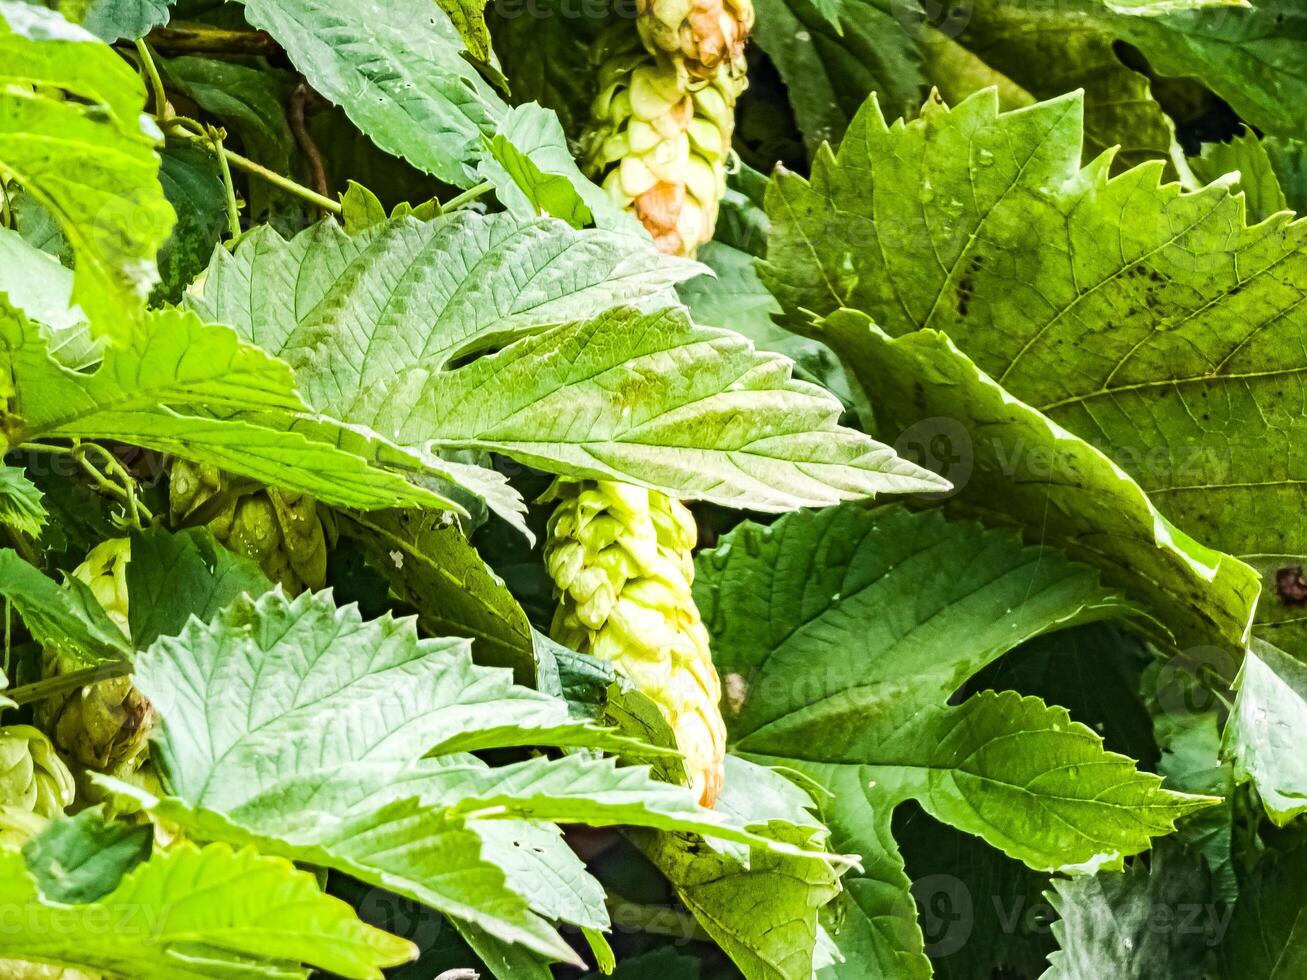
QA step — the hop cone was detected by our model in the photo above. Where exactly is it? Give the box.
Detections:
[635,0,754,78]
[169,459,333,594]
[543,479,726,806]
[0,963,98,980]
[582,29,744,257]
[0,725,75,842]
[37,539,154,774]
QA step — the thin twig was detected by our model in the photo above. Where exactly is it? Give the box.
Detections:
[289,80,331,207]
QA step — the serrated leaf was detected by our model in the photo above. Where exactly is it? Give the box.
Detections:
[74,0,173,42]
[235,0,507,187]
[696,503,1208,976]
[1216,843,1307,979]
[814,314,1258,658]
[114,588,822,967]
[0,301,461,512]
[0,837,414,979]
[0,549,129,666]
[23,806,152,904]
[0,463,45,538]
[944,1,1180,174]
[411,307,946,510]
[339,510,536,683]
[0,2,173,336]
[764,89,1286,653]
[1044,843,1218,979]
[750,0,925,154]
[1190,131,1288,223]
[125,525,271,648]
[633,757,842,980]
[186,214,938,512]
[1224,640,1307,825]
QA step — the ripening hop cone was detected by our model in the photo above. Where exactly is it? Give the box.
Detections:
[581,0,753,258]
[543,480,727,807]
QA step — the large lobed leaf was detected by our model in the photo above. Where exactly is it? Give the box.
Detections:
[235,0,508,187]
[695,503,1213,977]
[0,818,413,979]
[0,299,460,512]
[0,2,173,338]
[187,212,945,512]
[762,88,1302,654]
[105,588,840,970]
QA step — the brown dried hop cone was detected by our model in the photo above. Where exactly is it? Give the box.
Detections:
[635,0,754,78]
[543,479,726,806]
[169,459,334,594]
[38,539,154,774]
[582,28,744,257]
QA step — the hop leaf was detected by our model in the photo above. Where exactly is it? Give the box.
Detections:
[544,479,726,806]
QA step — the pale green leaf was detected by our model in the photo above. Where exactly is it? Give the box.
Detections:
[0,226,82,332]
[764,89,1287,653]
[0,2,173,335]
[1224,640,1307,825]
[410,307,946,510]
[478,103,632,232]
[0,838,414,979]
[74,0,173,42]
[186,214,938,512]
[0,301,461,512]
[119,588,819,966]
[236,0,508,186]
[696,503,1207,976]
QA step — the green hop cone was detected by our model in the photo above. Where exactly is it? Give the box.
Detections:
[37,539,155,774]
[543,479,726,806]
[635,0,754,78]
[169,459,334,594]
[0,963,99,980]
[0,726,75,837]
[582,28,743,257]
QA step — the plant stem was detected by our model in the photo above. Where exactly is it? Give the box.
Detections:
[134,38,171,120]
[145,22,281,56]
[225,144,342,214]
[442,181,494,212]
[8,663,129,706]
[289,81,331,209]
[210,128,243,238]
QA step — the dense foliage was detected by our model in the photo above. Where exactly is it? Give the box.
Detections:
[0,0,1305,977]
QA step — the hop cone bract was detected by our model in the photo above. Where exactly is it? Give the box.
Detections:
[169,459,333,594]
[0,725,75,844]
[37,539,154,774]
[543,479,726,806]
[582,29,744,257]
[635,0,754,78]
